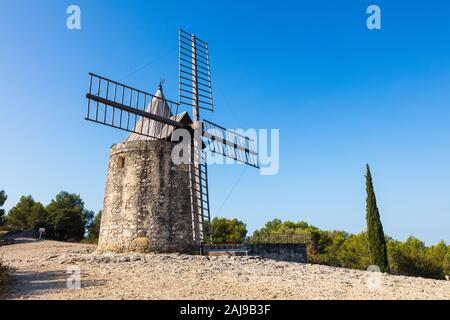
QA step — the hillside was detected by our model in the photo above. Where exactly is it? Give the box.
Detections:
[0,236,449,300]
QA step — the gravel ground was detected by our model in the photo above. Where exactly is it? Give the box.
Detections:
[1,237,449,300]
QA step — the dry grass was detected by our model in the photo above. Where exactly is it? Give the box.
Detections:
[80,238,98,245]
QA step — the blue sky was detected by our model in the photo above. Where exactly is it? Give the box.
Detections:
[0,0,449,244]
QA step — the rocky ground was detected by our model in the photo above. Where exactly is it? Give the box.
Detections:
[0,236,449,300]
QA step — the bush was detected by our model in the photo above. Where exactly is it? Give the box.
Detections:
[0,258,9,298]
[388,237,447,280]
[205,217,247,244]
[443,251,450,276]
[253,219,448,280]
[331,232,371,270]
[252,219,331,252]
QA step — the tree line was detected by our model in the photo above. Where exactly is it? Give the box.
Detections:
[202,165,450,280]
[1,165,449,280]
[204,215,449,280]
[0,190,101,242]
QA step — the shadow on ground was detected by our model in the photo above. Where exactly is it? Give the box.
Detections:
[6,270,106,299]
[1,231,39,245]
[3,238,38,245]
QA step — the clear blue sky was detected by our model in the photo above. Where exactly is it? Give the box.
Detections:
[1,0,449,244]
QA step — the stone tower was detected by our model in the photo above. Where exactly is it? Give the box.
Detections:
[97,85,195,253]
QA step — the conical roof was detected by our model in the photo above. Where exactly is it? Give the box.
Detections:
[126,84,173,141]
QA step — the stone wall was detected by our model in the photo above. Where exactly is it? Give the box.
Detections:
[97,140,195,253]
[247,244,308,263]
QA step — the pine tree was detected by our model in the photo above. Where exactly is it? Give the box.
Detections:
[365,164,389,272]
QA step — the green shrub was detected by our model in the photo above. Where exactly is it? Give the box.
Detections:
[0,258,9,298]
[443,250,450,276]
[253,219,448,280]
[80,238,98,244]
[388,237,447,280]
[320,232,371,270]
[205,217,247,244]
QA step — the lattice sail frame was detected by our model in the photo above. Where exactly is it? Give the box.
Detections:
[86,73,185,140]
[179,29,214,113]
[178,29,258,168]
[202,120,259,168]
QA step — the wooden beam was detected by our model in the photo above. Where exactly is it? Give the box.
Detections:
[86,94,185,129]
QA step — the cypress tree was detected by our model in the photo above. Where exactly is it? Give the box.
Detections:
[365,164,389,272]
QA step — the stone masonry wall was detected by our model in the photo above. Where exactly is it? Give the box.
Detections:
[97,140,195,253]
[247,244,308,263]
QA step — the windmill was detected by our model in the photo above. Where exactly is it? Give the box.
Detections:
[85,29,259,249]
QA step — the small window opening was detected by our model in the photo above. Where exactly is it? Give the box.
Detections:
[118,157,125,169]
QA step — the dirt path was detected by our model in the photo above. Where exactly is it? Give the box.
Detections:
[1,237,449,300]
